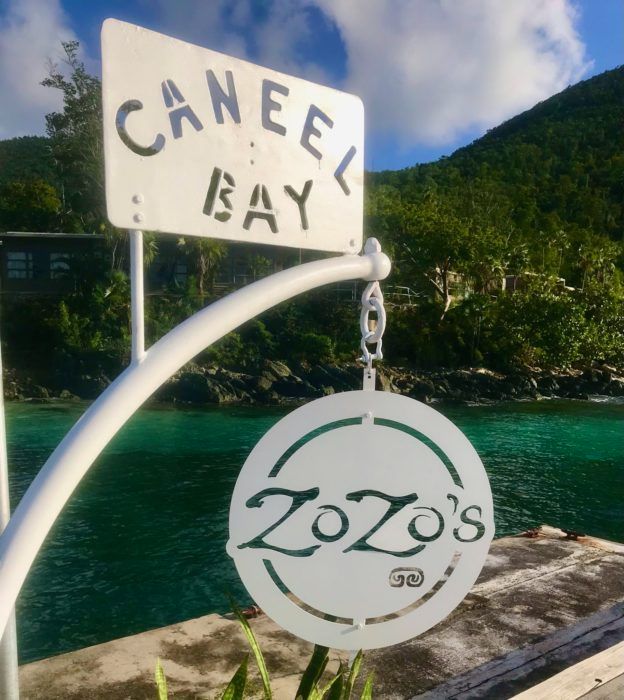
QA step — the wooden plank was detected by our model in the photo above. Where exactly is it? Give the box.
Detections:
[511,641,624,699]
[413,602,624,699]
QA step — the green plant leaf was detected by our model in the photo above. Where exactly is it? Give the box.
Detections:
[342,651,363,700]
[306,686,321,700]
[296,645,329,699]
[319,670,345,700]
[155,657,168,700]
[229,596,272,700]
[222,654,249,700]
[359,673,374,700]
[326,665,345,700]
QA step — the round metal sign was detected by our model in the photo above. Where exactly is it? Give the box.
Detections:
[227,391,494,650]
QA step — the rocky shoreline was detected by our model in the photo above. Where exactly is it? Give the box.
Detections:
[4,361,624,406]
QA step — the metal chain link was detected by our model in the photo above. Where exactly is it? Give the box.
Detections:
[359,280,386,370]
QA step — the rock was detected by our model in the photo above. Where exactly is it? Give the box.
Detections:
[433,382,448,397]
[306,365,338,389]
[59,389,79,401]
[301,381,323,398]
[291,360,311,376]
[537,375,559,395]
[272,377,321,399]
[509,375,531,394]
[21,358,622,406]
[582,368,602,384]
[606,376,624,396]
[377,371,397,393]
[219,371,252,394]
[393,373,414,391]
[266,391,282,404]
[595,362,618,373]
[407,378,435,401]
[319,365,361,391]
[3,381,23,400]
[73,374,111,399]
[555,374,577,393]
[600,369,613,383]
[175,372,210,403]
[476,374,507,400]
[253,375,274,393]
[446,388,465,400]
[205,378,240,404]
[262,360,291,381]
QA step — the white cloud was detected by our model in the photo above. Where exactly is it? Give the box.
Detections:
[0,0,589,146]
[152,0,590,148]
[154,0,330,84]
[313,0,591,145]
[0,0,77,139]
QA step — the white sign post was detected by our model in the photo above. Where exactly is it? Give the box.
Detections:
[0,20,379,672]
[102,19,364,254]
[0,19,494,676]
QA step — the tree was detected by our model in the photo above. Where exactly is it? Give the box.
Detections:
[576,233,621,289]
[547,228,571,277]
[397,193,505,319]
[177,237,227,298]
[0,178,61,231]
[42,41,105,231]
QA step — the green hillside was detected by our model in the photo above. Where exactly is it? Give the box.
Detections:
[369,65,624,240]
[0,136,56,188]
[365,67,624,368]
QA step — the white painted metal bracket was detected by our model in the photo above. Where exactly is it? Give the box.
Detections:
[0,241,390,637]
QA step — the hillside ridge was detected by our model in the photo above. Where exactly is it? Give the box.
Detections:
[369,66,624,240]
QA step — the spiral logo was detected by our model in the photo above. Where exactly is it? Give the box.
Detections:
[389,568,424,588]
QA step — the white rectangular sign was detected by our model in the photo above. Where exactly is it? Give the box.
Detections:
[101,19,364,253]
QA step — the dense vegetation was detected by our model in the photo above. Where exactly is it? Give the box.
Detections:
[367,65,624,368]
[0,43,622,385]
[371,66,623,240]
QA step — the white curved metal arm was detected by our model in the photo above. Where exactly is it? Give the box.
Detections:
[0,246,390,636]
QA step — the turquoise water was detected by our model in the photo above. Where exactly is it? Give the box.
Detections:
[5,399,624,663]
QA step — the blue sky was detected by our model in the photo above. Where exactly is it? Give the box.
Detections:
[0,0,622,171]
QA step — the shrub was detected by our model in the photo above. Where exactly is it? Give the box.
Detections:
[154,601,373,699]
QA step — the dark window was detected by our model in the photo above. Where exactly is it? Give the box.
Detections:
[7,252,34,279]
[233,258,250,285]
[173,259,187,286]
[50,253,70,279]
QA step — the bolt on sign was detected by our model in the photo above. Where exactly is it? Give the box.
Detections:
[101,19,364,253]
[228,391,494,650]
